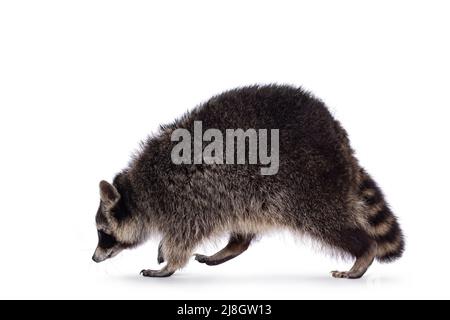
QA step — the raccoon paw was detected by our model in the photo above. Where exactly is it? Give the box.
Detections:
[194,254,222,265]
[140,269,174,277]
[194,253,233,266]
[194,254,209,264]
[330,271,363,279]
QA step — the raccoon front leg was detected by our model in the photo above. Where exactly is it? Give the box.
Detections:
[141,239,195,277]
[194,233,255,266]
[157,240,165,264]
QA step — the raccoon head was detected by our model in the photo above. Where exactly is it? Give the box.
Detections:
[92,179,139,263]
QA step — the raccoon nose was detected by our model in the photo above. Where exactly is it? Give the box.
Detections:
[92,255,99,263]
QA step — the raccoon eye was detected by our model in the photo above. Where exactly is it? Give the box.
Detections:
[97,230,117,249]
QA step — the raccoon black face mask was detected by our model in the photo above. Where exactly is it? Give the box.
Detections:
[92,180,136,263]
[92,230,120,263]
[92,84,404,279]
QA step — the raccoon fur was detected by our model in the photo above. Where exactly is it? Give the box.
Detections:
[92,84,404,279]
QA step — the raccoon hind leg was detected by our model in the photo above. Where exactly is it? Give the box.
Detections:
[195,233,255,266]
[328,228,377,279]
[331,240,377,279]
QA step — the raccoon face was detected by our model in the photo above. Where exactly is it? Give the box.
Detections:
[92,228,123,263]
[92,180,132,263]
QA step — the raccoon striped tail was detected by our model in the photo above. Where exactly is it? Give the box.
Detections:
[358,170,405,263]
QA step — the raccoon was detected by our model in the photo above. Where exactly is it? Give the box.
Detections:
[92,84,404,279]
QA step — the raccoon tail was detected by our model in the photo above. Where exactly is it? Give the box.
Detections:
[357,169,405,263]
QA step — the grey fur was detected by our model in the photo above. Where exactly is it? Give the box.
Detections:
[92,84,404,278]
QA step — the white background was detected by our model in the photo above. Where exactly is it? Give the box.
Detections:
[1,0,449,300]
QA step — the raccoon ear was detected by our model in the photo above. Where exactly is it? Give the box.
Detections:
[99,180,120,207]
